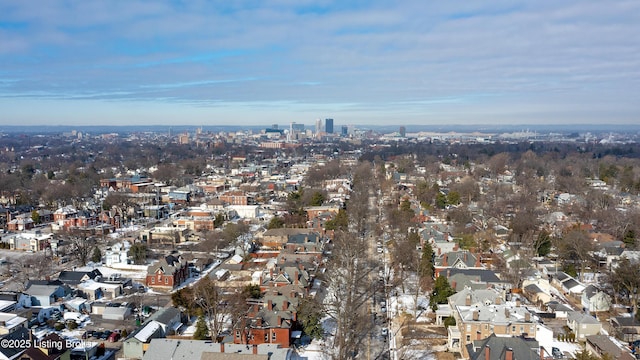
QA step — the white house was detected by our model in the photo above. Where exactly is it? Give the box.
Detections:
[581,285,612,313]
[105,241,131,266]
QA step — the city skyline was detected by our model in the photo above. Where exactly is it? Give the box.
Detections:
[1,1,639,126]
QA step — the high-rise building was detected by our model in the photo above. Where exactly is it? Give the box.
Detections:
[341,125,348,136]
[315,119,322,134]
[399,126,406,137]
[325,118,334,134]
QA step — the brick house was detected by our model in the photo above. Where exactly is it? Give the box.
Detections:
[146,255,188,289]
[234,291,298,348]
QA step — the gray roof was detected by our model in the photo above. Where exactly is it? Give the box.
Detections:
[567,311,600,324]
[0,327,30,358]
[444,268,503,284]
[586,335,632,359]
[469,334,540,360]
[146,306,181,326]
[24,284,61,297]
[142,340,290,360]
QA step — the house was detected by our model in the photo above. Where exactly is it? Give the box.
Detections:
[57,269,103,286]
[259,229,321,250]
[566,311,602,340]
[433,250,484,277]
[442,268,511,290]
[441,288,504,325]
[122,321,165,359]
[0,327,30,359]
[24,284,66,307]
[77,280,123,300]
[6,231,52,252]
[523,284,552,306]
[467,334,543,360]
[0,312,28,335]
[610,316,640,342]
[142,340,291,360]
[581,285,611,313]
[104,241,131,266]
[146,255,188,289]
[585,335,635,360]
[19,333,72,360]
[449,301,538,357]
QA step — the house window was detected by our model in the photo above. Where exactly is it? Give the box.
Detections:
[165,277,169,284]
[151,278,155,284]
[485,324,488,330]
[466,325,471,331]
[466,335,470,342]
[512,326,516,332]
[158,274,162,281]
[264,333,268,342]
[235,330,240,338]
[272,332,276,341]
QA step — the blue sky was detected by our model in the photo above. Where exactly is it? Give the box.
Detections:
[0,0,638,126]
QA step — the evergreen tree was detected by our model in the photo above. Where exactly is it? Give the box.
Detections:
[429,276,456,310]
[91,247,102,263]
[192,315,209,340]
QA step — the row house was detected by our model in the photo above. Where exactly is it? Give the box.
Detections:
[449,301,538,358]
[219,190,255,206]
[6,231,52,252]
[99,175,151,192]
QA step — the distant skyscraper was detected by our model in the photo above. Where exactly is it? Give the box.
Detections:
[315,119,322,134]
[341,125,348,136]
[399,126,406,137]
[325,118,334,134]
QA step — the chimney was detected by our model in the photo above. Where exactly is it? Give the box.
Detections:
[540,347,545,360]
[443,254,448,266]
[464,251,467,262]
[475,253,482,267]
[294,271,299,285]
[504,309,510,318]
[268,300,273,311]
[525,312,531,322]
[293,311,297,322]
[220,343,225,353]
[253,344,258,354]
[283,300,288,311]
[465,294,471,306]
[495,297,501,305]
[438,248,441,255]
[451,281,457,291]
[473,310,479,321]
[505,348,513,360]
[277,315,281,326]
[516,299,521,307]
[485,345,490,360]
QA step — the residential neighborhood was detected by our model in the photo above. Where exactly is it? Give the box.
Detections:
[0,126,640,360]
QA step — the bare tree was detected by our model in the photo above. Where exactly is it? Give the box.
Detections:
[193,276,233,340]
[324,230,373,360]
[63,230,94,266]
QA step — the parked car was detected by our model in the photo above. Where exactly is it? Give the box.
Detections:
[108,332,121,342]
[552,347,563,359]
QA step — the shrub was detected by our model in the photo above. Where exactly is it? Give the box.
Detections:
[66,320,78,330]
[54,322,65,331]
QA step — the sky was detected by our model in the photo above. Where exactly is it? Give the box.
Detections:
[0,0,639,127]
